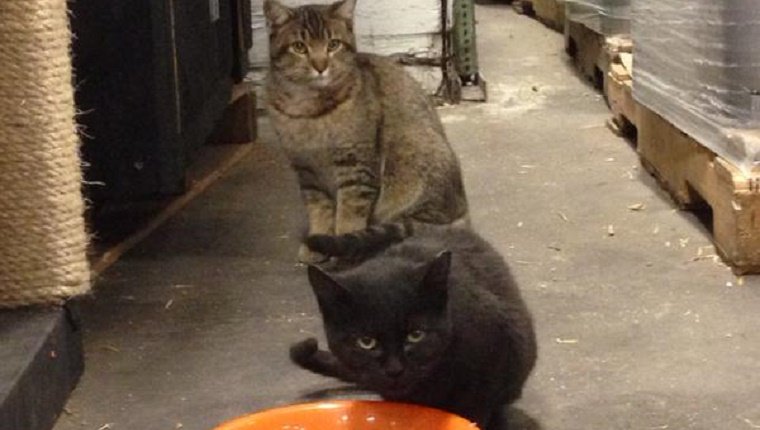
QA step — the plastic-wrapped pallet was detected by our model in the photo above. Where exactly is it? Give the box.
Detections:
[565,0,630,35]
[633,0,760,174]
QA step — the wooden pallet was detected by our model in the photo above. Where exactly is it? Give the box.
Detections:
[564,20,606,89]
[0,306,83,430]
[572,28,760,273]
[605,40,636,135]
[532,0,565,31]
[90,82,258,275]
[565,21,632,95]
[512,0,535,16]
[210,82,258,145]
[604,47,760,273]
[637,106,760,274]
[514,0,565,33]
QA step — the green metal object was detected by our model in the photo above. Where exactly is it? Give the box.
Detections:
[451,0,486,101]
[452,0,479,80]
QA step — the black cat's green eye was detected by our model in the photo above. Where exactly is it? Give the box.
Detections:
[291,41,308,54]
[407,330,426,343]
[327,39,342,52]
[356,336,377,350]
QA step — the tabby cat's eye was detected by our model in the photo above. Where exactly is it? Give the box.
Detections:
[357,336,377,350]
[327,39,342,52]
[291,41,308,54]
[407,330,426,343]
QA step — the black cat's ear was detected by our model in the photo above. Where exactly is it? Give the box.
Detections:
[424,251,452,288]
[307,265,351,317]
[420,251,451,308]
[330,0,356,21]
[264,0,293,27]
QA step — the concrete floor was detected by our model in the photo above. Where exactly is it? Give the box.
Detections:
[55,5,760,430]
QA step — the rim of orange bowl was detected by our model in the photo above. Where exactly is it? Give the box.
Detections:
[213,400,475,430]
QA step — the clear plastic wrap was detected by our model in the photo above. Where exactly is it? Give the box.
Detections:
[633,0,760,174]
[565,0,630,35]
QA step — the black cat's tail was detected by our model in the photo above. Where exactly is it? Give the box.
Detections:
[305,222,413,259]
[290,338,355,383]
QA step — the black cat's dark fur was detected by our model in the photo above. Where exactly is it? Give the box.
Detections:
[291,227,537,430]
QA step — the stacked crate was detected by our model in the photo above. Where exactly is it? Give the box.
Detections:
[631,0,760,273]
[634,0,760,175]
[531,0,566,31]
[563,0,631,87]
[565,0,629,35]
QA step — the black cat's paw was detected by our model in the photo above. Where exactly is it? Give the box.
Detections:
[290,337,319,365]
[305,234,334,255]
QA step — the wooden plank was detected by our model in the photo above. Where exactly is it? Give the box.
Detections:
[0,307,82,430]
[606,70,636,135]
[251,0,444,36]
[619,52,633,72]
[249,28,444,94]
[404,65,445,96]
[90,144,255,277]
[248,0,448,96]
[354,0,443,36]
[358,33,441,57]
[605,38,636,135]
[565,20,606,89]
[250,22,444,67]
[532,0,565,31]
[210,83,258,145]
[565,22,632,97]
[512,0,535,16]
[637,105,760,274]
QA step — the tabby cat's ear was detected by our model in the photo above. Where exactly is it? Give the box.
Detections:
[264,0,293,27]
[330,0,356,21]
[420,251,451,308]
[307,265,351,316]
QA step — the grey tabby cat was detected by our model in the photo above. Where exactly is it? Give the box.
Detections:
[264,0,469,263]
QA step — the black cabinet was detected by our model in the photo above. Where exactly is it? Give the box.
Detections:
[71,0,251,202]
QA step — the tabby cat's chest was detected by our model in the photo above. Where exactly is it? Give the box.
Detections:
[273,98,376,143]
[271,97,380,167]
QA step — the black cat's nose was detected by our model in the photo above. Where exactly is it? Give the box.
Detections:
[385,367,404,377]
[384,357,405,377]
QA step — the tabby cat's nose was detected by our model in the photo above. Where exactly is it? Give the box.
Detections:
[311,59,329,74]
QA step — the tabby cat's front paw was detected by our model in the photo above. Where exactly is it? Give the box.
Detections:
[298,244,328,264]
[290,337,319,366]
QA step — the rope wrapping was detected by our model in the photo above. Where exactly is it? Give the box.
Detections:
[0,0,90,307]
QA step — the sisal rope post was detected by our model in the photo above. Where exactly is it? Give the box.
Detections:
[0,0,90,308]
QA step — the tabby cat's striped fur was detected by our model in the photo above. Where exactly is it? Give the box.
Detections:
[265,0,468,262]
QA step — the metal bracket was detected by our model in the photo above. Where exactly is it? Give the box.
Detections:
[452,0,487,102]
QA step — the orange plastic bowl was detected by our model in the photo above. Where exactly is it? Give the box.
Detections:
[214,400,479,430]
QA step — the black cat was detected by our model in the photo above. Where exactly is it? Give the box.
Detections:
[290,226,537,430]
